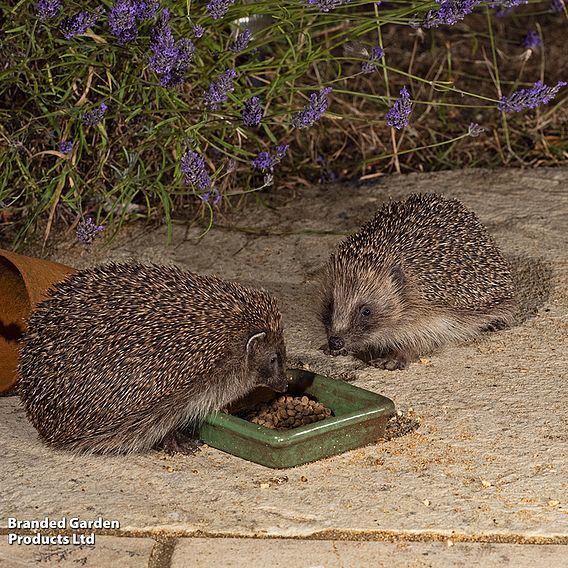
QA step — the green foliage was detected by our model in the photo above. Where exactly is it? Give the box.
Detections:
[0,0,566,247]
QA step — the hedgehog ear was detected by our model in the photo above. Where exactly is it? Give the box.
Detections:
[390,265,406,288]
[246,331,266,354]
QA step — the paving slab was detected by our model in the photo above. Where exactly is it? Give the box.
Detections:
[0,535,154,567]
[171,538,568,568]
[1,169,567,556]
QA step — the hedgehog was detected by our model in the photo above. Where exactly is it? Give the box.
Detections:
[17,262,287,454]
[319,193,516,370]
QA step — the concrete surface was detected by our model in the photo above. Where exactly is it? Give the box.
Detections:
[170,538,568,568]
[1,168,567,566]
[2,537,567,568]
[0,536,155,567]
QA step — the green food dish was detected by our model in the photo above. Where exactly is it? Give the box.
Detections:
[198,368,396,469]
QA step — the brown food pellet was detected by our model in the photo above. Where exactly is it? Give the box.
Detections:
[241,394,333,430]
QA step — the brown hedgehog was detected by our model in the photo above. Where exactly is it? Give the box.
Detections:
[319,193,516,369]
[18,262,287,454]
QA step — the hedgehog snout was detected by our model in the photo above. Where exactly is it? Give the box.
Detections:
[269,373,289,393]
[328,335,345,351]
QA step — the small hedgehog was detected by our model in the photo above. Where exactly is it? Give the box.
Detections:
[319,193,516,369]
[18,262,287,454]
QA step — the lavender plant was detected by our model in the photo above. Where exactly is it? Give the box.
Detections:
[76,218,104,247]
[36,0,61,21]
[58,140,73,154]
[204,68,238,110]
[498,81,567,112]
[82,103,108,126]
[291,87,333,129]
[385,86,412,129]
[0,0,566,246]
[229,29,252,53]
[60,8,104,39]
[522,31,542,49]
[242,96,264,127]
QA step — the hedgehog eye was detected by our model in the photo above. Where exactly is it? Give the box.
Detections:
[360,305,372,317]
[270,354,278,366]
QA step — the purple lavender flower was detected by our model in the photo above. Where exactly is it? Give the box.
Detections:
[149,9,195,87]
[316,155,338,184]
[251,144,289,173]
[181,149,211,190]
[76,218,104,247]
[108,0,157,44]
[204,68,237,110]
[421,0,481,28]
[83,102,108,126]
[522,31,542,50]
[242,96,263,127]
[306,0,351,12]
[551,0,565,12]
[275,144,288,160]
[385,86,412,129]
[203,188,222,205]
[193,24,205,38]
[467,123,485,137]
[108,0,139,44]
[361,46,384,74]
[291,87,332,129]
[319,170,338,184]
[207,0,235,19]
[251,151,271,172]
[36,0,61,21]
[489,0,528,16]
[60,8,104,39]
[498,80,567,113]
[58,140,73,154]
[137,0,159,20]
[229,29,252,53]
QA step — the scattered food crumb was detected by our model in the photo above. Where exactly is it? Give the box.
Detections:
[481,479,492,488]
[254,476,288,489]
[548,500,560,507]
[419,357,432,366]
[423,499,431,507]
[300,476,308,482]
[382,408,421,440]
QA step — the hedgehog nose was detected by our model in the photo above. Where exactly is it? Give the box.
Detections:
[328,336,345,351]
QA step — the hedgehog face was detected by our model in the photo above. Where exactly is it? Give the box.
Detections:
[321,264,406,354]
[245,332,288,392]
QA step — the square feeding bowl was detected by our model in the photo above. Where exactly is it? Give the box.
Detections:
[198,368,396,469]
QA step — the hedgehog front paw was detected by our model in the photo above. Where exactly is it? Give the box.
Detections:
[480,319,510,333]
[159,430,203,456]
[320,343,349,357]
[368,357,408,371]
